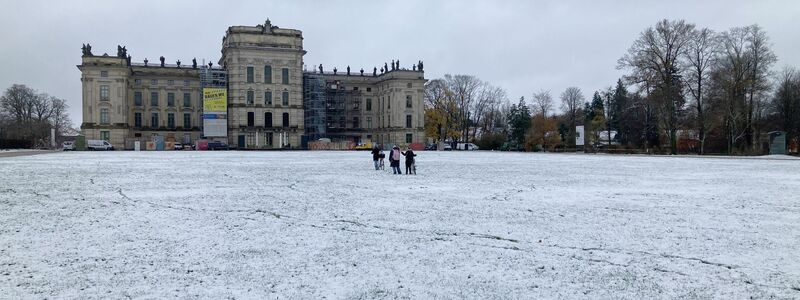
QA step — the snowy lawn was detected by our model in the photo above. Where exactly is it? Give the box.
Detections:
[1,151,799,299]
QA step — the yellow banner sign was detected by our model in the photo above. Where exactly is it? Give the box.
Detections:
[203,88,227,112]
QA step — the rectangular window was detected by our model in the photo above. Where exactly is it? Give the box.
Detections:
[406,133,413,143]
[151,92,158,106]
[183,80,190,87]
[367,117,372,129]
[100,85,109,101]
[151,79,157,86]
[366,87,372,92]
[366,98,372,111]
[167,113,175,129]
[406,95,412,108]
[100,71,108,77]
[100,108,109,124]
[406,115,412,128]
[183,93,191,107]
[265,91,272,105]
[264,65,272,83]
[247,66,254,83]
[282,113,289,127]
[247,90,254,105]
[353,100,360,110]
[167,93,175,107]
[134,112,142,128]
[247,112,255,127]
[134,79,141,86]
[100,131,110,142]
[167,80,174,86]
[134,92,142,106]
[352,117,359,128]
[265,112,272,127]
[183,113,191,128]
[151,113,159,127]
[282,68,289,84]
[282,91,289,106]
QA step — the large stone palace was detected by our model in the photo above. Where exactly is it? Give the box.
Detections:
[78,20,426,149]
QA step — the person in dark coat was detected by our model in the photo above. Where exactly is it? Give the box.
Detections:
[388,145,402,174]
[370,145,382,170]
[402,148,417,174]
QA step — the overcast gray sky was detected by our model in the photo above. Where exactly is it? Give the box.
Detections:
[1,0,798,128]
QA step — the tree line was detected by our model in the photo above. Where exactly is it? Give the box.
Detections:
[424,19,799,155]
[0,84,74,148]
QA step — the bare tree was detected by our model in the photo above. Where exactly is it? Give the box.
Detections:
[714,26,753,153]
[771,67,799,145]
[424,79,457,144]
[471,83,506,139]
[683,27,720,154]
[444,74,482,142]
[744,24,777,149]
[532,89,553,117]
[560,87,584,147]
[619,19,695,154]
[0,84,74,147]
[49,96,72,142]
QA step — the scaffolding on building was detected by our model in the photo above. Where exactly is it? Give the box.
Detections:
[303,73,327,142]
[302,73,365,145]
[200,65,227,88]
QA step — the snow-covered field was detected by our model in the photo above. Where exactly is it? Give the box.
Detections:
[1,151,799,299]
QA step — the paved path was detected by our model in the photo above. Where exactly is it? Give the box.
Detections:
[0,150,59,158]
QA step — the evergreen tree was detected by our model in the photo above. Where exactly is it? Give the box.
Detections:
[611,79,629,144]
[585,92,606,147]
[507,96,531,149]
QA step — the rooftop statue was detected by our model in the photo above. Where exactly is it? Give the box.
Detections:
[192,58,197,69]
[160,56,165,67]
[144,58,148,66]
[81,43,93,56]
[373,67,377,76]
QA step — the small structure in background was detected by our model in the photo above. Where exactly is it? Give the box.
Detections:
[769,131,787,155]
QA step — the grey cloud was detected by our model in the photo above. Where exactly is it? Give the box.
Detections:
[1,0,798,127]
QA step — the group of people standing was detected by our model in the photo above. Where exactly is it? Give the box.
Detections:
[371,145,416,175]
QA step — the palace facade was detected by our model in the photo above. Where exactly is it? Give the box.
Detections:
[78,20,426,149]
